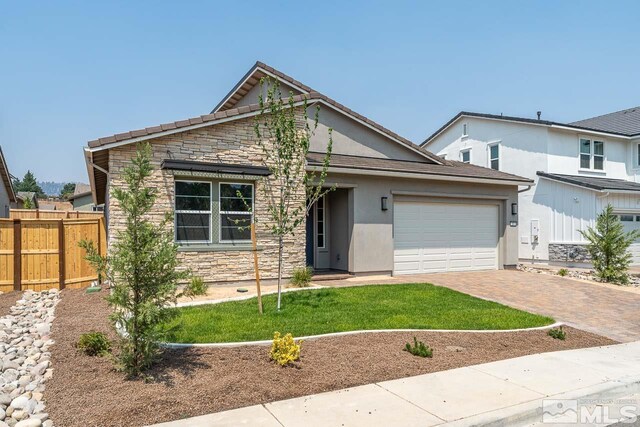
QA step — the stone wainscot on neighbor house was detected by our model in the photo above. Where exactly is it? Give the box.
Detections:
[84,62,532,283]
[423,107,640,267]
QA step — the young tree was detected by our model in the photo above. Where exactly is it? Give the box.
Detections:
[60,182,76,199]
[579,204,640,285]
[253,78,333,311]
[80,143,189,376]
[13,170,45,198]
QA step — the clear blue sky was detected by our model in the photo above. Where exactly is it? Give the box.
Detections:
[2,0,639,183]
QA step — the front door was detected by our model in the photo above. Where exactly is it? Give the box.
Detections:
[314,195,330,269]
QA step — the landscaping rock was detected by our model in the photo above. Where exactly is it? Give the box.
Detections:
[0,292,58,426]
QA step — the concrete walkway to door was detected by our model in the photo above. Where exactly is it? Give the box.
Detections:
[321,270,640,343]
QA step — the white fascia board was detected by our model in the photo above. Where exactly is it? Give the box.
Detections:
[424,114,634,147]
[308,165,531,187]
[315,99,444,165]
[538,174,640,195]
[549,124,632,140]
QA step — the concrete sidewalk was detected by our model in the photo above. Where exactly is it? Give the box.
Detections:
[149,342,640,427]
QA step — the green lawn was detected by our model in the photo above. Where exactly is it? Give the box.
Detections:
[163,283,554,343]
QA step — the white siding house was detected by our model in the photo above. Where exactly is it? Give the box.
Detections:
[423,108,640,265]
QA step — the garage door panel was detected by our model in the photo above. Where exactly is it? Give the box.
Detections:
[394,202,499,274]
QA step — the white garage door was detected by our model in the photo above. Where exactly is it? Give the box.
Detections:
[394,201,499,274]
[620,215,640,265]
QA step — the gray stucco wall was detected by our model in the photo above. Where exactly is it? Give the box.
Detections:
[325,172,520,274]
[72,194,95,211]
[309,106,426,162]
[328,189,351,271]
[0,180,11,218]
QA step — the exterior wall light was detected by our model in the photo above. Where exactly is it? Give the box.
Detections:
[511,203,518,215]
[381,196,388,211]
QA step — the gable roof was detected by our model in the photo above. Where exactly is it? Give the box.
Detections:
[0,146,16,203]
[206,61,445,165]
[537,171,640,193]
[569,106,640,137]
[422,111,639,147]
[88,62,444,165]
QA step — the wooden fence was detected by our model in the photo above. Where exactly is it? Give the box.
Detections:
[10,209,104,220]
[0,216,106,292]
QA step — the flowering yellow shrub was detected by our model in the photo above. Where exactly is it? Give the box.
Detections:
[269,332,302,366]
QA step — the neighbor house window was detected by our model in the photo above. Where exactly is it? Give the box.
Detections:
[637,143,640,166]
[462,123,468,137]
[460,149,471,163]
[219,183,253,242]
[579,138,604,170]
[620,215,634,222]
[175,181,212,243]
[489,144,499,170]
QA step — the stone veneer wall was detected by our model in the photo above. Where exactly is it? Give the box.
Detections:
[548,243,591,263]
[107,115,306,283]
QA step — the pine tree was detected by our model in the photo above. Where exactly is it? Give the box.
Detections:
[579,204,640,285]
[80,143,189,376]
[60,182,76,199]
[13,170,45,198]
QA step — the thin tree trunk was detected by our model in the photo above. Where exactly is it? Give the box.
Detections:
[277,235,283,311]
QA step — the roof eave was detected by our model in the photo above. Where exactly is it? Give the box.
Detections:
[309,164,533,187]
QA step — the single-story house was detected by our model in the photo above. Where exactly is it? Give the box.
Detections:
[68,183,102,211]
[0,146,17,218]
[84,61,532,283]
[15,192,39,210]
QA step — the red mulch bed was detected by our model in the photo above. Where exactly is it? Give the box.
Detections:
[0,291,22,317]
[45,288,617,427]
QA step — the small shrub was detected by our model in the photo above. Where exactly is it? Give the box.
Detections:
[557,268,569,277]
[179,276,209,299]
[77,331,111,356]
[548,327,566,340]
[289,267,313,288]
[270,332,302,366]
[404,337,433,358]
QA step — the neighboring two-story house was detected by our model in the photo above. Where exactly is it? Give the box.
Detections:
[422,107,640,266]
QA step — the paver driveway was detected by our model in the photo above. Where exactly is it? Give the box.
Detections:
[324,270,640,342]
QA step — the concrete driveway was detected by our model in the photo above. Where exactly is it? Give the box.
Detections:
[324,270,640,343]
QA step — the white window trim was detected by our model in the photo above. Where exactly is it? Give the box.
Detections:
[578,136,606,172]
[316,196,326,249]
[174,179,213,244]
[460,148,471,163]
[219,182,254,244]
[636,143,640,168]
[487,142,500,171]
[462,123,468,138]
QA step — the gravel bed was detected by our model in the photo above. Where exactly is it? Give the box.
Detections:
[46,288,617,427]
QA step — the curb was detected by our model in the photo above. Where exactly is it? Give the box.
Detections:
[441,373,640,426]
[161,322,564,348]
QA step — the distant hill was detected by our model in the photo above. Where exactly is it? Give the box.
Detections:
[38,181,66,196]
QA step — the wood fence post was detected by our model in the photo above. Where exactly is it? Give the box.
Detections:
[13,220,21,291]
[58,220,65,289]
